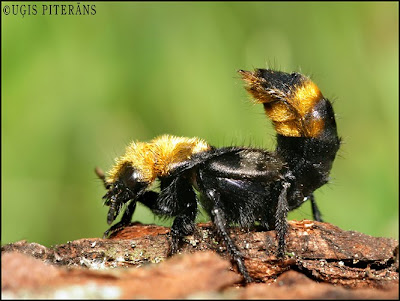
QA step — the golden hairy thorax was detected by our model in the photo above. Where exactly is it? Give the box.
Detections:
[239,70,325,137]
[107,134,211,183]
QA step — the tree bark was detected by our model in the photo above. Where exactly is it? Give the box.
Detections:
[2,220,398,299]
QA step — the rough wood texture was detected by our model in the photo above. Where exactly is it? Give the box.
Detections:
[2,220,399,299]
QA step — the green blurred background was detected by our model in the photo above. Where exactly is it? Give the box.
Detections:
[2,2,398,247]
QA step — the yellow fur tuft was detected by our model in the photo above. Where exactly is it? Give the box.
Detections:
[240,70,325,138]
[107,135,211,183]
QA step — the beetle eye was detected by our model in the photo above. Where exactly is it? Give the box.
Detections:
[127,170,140,186]
[119,165,141,189]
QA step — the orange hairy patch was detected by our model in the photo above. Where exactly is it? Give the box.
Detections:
[264,102,296,123]
[152,135,210,177]
[107,135,211,183]
[305,118,325,137]
[291,80,322,116]
[273,120,302,137]
[240,70,325,138]
[107,142,156,183]
[276,80,324,137]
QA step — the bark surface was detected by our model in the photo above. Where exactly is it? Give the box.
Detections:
[2,220,398,299]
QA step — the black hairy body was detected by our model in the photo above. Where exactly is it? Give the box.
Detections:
[96,69,341,283]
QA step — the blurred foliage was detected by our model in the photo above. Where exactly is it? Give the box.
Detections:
[2,2,398,247]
